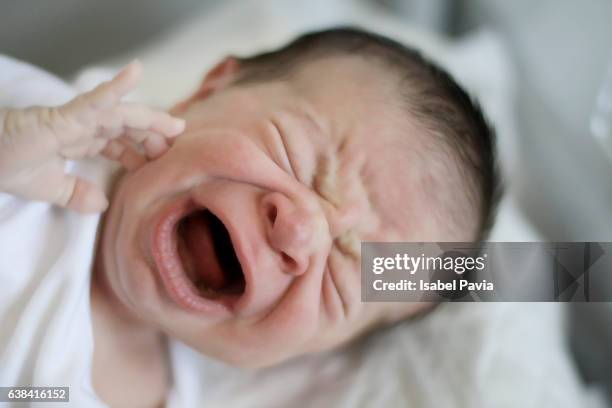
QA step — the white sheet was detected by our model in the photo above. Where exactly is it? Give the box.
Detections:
[77,0,607,406]
[165,303,604,408]
[0,56,107,407]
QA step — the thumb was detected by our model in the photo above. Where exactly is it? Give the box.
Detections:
[57,176,109,214]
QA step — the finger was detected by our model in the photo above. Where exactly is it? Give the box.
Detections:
[101,138,146,170]
[58,176,109,214]
[84,60,143,109]
[167,134,178,147]
[143,133,170,159]
[98,125,123,141]
[122,128,151,144]
[63,61,143,119]
[101,103,185,137]
[122,127,172,154]
[59,136,107,159]
[109,128,171,160]
[59,141,93,159]
[86,137,109,157]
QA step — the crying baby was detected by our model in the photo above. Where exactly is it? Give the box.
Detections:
[0,27,499,407]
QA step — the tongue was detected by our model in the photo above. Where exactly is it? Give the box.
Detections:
[179,213,227,290]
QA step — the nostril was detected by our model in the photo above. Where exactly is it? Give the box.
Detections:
[281,252,297,269]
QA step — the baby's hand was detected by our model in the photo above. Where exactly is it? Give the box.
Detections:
[0,61,184,213]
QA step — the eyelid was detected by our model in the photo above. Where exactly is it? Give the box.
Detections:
[313,154,343,209]
[271,119,298,178]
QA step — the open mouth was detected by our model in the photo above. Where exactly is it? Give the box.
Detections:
[151,199,247,314]
[176,209,246,299]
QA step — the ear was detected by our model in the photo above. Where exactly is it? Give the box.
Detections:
[170,57,240,114]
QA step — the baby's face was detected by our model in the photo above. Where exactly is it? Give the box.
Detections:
[99,56,456,367]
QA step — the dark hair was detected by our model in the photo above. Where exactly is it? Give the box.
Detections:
[235,27,501,240]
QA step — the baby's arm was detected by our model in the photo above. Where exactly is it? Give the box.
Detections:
[0,61,184,213]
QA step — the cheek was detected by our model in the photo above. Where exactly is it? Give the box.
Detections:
[112,149,200,214]
[103,199,163,317]
[115,256,163,317]
[243,285,322,360]
[104,169,183,314]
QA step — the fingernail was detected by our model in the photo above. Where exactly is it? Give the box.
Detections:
[120,59,143,77]
[170,118,186,136]
[129,58,142,69]
[134,59,144,72]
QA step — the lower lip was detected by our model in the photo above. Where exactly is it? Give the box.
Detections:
[150,198,232,315]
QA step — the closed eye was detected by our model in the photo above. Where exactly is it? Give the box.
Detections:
[270,119,297,178]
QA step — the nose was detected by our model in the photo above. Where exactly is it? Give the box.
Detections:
[261,192,317,276]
